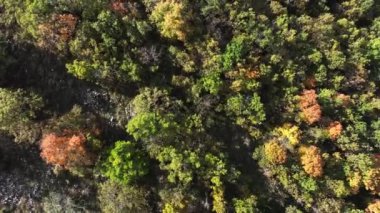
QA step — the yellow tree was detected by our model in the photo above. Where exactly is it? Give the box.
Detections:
[364,168,380,195]
[264,140,287,165]
[347,172,362,194]
[299,145,324,177]
[366,200,380,213]
[275,123,301,146]
[150,0,192,41]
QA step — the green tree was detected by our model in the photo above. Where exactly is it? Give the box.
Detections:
[126,112,179,142]
[102,141,148,184]
[157,146,201,185]
[233,195,258,213]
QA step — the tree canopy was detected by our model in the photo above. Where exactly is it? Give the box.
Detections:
[0,0,380,212]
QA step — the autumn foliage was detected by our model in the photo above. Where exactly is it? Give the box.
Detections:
[328,121,343,140]
[299,145,324,177]
[363,168,380,195]
[40,132,95,169]
[111,0,128,14]
[299,89,322,125]
[304,75,316,89]
[264,141,287,165]
[366,200,380,213]
[275,124,300,146]
[110,0,140,16]
[150,0,192,41]
[336,93,351,107]
[54,14,78,42]
[38,14,78,48]
[245,68,260,79]
[3,0,380,211]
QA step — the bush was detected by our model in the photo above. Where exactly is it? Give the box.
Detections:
[233,195,258,213]
[0,88,44,143]
[98,180,150,213]
[42,192,79,213]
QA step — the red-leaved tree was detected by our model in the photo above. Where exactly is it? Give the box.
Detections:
[328,121,343,140]
[40,132,95,169]
[38,13,78,49]
[299,89,322,125]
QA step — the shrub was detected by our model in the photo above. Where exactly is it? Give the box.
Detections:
[98,180,150,213]
[0,88,44,143]
[42,192,80,213]
[233,195,258,213]
[38,13,78,50]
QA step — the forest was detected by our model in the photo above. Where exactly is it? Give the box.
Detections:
[0,0,380,212]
